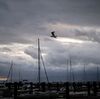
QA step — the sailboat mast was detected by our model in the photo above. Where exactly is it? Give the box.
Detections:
[6,61,13,83]
[19,71,21,82]
[69,57,73,82]
[11,61,13,83]
[69,57,74,82]
[66,59,69,82]
[97,65,99,82]
[83,64,86,82]
[38,38,41,84]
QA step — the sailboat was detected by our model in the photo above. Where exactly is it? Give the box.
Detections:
[37,38,49,87]
[6,61,13,83]
[16,38,58,99]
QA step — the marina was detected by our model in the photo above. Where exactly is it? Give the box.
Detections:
[0,38,100,99]
[0,81,100,99]
[0,1,100,98]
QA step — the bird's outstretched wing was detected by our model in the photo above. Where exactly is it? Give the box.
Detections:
[51,31,57,38]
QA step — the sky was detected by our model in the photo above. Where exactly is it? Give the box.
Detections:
[0,0,100,82]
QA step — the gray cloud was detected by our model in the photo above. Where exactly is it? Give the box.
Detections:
[0,0,100,44]
[0,47,11,52]
[0,0,100,81]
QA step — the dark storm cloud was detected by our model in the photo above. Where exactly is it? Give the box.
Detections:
[72,28,100,43]
[0,0,100,44]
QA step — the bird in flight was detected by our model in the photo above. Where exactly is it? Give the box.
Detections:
[51,31,57,38]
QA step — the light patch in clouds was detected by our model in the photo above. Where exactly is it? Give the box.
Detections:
[0,76,7,81]
[48,23,100,31]
[46,23,100,43]
[0,43,34,64]
[55,37,84,44]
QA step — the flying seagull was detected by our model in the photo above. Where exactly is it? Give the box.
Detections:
[51,31,57,38]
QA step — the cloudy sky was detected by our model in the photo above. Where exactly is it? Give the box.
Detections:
[0,0,100,82]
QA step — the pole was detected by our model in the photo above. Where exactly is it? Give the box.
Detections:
[83,64,86,82]
[11,61,13,83]
[40,53,49,83]
[38,38,40,85]
[97,65,99,82]
[67,59,69,82]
